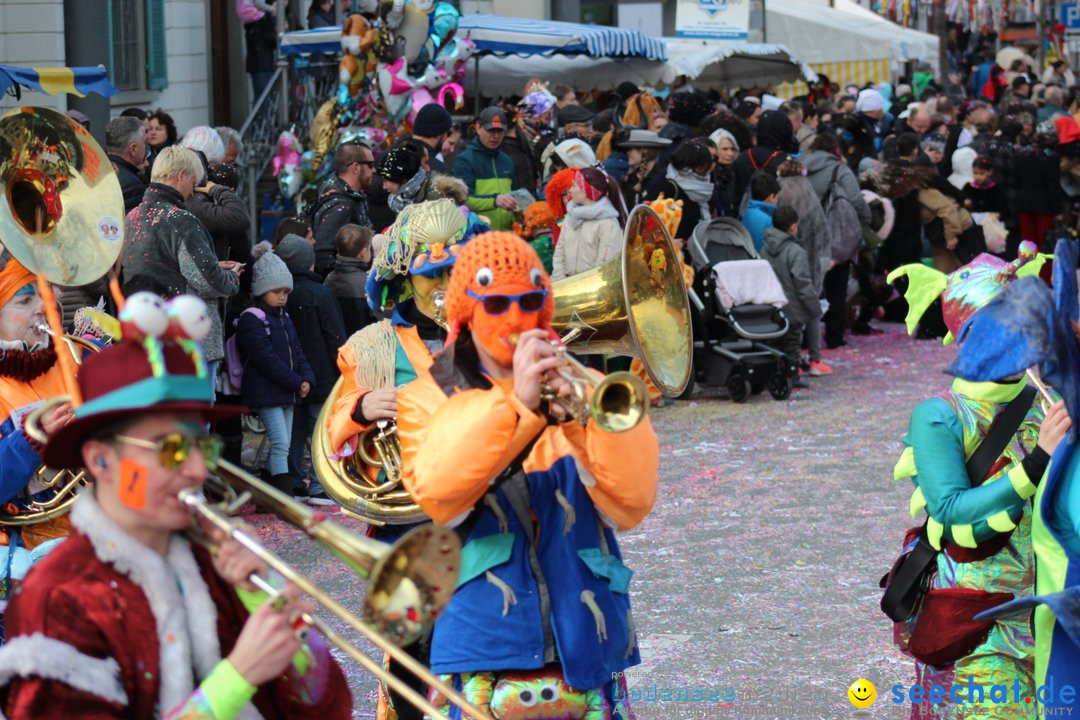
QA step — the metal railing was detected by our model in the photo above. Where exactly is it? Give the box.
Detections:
[237,56,341,245]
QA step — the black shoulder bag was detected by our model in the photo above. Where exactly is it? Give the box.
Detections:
[879,384,1037,622]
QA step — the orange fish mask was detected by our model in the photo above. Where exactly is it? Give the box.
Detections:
[444,231,555,368]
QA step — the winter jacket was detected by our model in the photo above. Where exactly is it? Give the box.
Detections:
[122,183,239,361]
[285,269,346,403]
[310,175,371,275]
[761,227,820,326]
[795,124,816,154]
[109,155,147,214]
[236,302,315,408]
[454,136,518,230]
[185,185,251,265]
[500,127,543,196]
[840,112,885,171]
[918,187,973,242]
[740,199,777,253]
[323,255,373,336]
[244,13,277,73]
[414,173,468,206]
[802,150,871,223]
[777,174,830,294]
[962,183,1006,215]
[731,111,797,203]
[551,197,623,280]
[1011,144,1062,216]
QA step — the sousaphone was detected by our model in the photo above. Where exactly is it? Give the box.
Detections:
[0,106,126,524]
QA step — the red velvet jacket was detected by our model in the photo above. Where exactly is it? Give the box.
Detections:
[0,495,352,719]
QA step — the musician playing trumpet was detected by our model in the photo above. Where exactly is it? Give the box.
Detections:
[0,251,78,641]
[0,318,352,718]
[397,232,658,719]
[324,198,482,720]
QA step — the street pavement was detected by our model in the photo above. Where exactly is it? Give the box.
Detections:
[249,320,956,719]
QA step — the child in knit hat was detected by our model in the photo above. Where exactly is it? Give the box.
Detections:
[235,243,316,498]
[514,201,556,273]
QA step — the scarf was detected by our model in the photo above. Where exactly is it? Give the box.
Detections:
[0,340,56,382]
[666,164,713,221]
[564,196,619,231]
[389,168,428,214]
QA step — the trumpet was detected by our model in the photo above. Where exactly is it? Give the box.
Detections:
[529,328,649,433]
[195,459,490,720]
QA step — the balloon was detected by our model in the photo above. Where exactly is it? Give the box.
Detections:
[272,130,302,178]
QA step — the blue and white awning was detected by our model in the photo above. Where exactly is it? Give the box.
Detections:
[457,14,666,60]
[280,14,666,61]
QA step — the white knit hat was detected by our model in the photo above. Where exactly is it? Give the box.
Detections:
[855,89,886,113]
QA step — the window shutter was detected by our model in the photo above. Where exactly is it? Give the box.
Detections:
[145,0,168,91]
[105,1,116,86]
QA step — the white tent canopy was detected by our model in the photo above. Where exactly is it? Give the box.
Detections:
[469,40,815,97]
[766,0,938,65]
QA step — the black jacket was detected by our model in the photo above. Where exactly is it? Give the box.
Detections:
[110,154,147,214]
[309,175,371,275]
[731,111,796,203]
[285,269,346,403]
[185,185,251,265]
[323,255,373,336]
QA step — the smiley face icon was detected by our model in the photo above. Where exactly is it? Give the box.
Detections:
[848,678,876,708]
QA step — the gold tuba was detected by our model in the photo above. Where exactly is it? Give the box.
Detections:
[0,106,126,525]
[312,204,693,524]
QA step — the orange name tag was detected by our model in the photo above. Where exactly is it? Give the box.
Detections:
[119,459,149,510]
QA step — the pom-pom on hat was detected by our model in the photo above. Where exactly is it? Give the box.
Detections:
[442,231,554,347]
[251,242,293,296]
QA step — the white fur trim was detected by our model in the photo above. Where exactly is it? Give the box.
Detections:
[70,494,264,719]
[0,632,127,705]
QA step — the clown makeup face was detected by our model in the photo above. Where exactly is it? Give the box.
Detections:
[410,269,452,321]
[568,181,590,206]
[0,285,48,347]
[84,413,212,554]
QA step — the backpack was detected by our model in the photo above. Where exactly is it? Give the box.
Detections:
[223,307,268,394]
[235,0,265,24]
[821,164,863,263]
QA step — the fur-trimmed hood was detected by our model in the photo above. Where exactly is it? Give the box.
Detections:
[431,173,468,205]
[870,160,937,199]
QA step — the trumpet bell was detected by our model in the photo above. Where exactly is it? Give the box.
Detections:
[590,371,649,432]
[551,205,692,397]
[0,106,125,285]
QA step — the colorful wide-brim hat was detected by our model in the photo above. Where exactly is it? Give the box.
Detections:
[43,315,245,470]
[367,198,488,310]
[887,241,1048,345]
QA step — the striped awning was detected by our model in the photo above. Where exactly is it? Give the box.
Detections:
[776,59,890,99]
[0,64,117,98]
[458,14,666,60]
[282,15,666,61]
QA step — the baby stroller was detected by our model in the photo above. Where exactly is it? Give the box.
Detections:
[685,217,797,402]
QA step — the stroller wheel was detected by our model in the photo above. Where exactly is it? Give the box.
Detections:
[727,373,751,403]
[767,373,793,401]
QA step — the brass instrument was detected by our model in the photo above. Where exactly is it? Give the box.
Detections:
[190,459,489,720]
[10,333,101,526]
[539,327,649,433]
[550,204,693,398]
[312,204,693,520]
[0,106,124,525]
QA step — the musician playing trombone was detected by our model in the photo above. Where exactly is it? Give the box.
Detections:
[397,232,658,718]
[0,252,79,643]
[0,324,352,718]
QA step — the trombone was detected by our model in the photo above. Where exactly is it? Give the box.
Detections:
[191,459,490,720]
